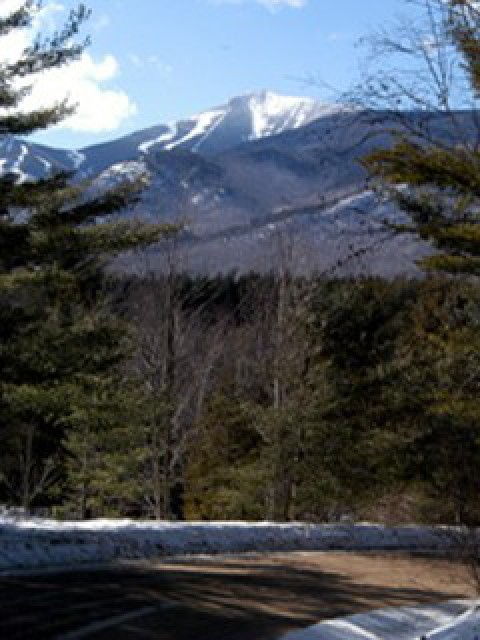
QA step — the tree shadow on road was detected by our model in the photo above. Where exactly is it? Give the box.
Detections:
[0,552,473,640]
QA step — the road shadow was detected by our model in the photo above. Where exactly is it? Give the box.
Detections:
[0,552,473,639]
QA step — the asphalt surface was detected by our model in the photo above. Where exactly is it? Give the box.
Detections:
[0,552,473,639]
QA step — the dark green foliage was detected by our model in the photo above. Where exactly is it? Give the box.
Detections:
[298,279,417,516]
[361,0,480,527]
[185,391,266,520]
[390,281,480,524]
[151,272,480,524]
[0,2,168,511]
[1,256,477,522]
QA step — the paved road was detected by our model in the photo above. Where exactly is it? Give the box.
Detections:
[0,552,473,639]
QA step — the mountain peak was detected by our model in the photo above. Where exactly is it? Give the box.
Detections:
[223,90,345,139]
[1,90,347,180]
[133,90,336,156]
[230,89,313,103]
[227,89,317,114]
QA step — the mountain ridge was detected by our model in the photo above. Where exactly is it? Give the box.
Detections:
[0,91,343,182]
[2,92,474,275]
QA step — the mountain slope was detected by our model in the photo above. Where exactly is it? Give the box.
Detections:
[1,92,475,275]
[136,91,344,156]
[0,91,341,180]
[121,108,477,275]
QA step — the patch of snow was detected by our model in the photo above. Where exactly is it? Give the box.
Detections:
[91,160,149,209]
[68,150,85,170]
[247,91,345,140]
[426,604,480,639]
[191,188,218,205]
[191,192,205,205]
[2,143,30,182]
[282,600,475,640]
[139,126,177,154]
[0,519,457,573]
[13,144,28,171]
[107,160,145,176]
[191,109,226,152]
[99,160,147,184]
[325,190,375,216]
[164,109,224,151]
[249,92,312,138]
[12,169,28,183]
[37,156,52,172]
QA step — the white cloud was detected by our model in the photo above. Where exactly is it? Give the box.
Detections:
[0,1,136,133]
[258,0,307,8]
[19,53,137,133]
[128,53,173,77]
[0,0,28,16]
[210,0,308,10]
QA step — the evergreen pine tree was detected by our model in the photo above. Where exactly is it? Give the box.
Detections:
[362,0,480,526]
[363,1,480,276]
[0,2,169,511]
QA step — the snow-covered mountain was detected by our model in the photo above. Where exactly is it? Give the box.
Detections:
[1,92,475,275]
[0,91,344,181]
[137,90,344,155]
[0,135,84,183]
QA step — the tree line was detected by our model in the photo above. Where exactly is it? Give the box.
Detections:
[3,266,480,524]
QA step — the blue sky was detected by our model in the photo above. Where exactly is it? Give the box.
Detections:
[2,0,412,149]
